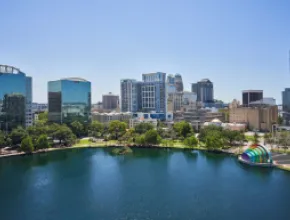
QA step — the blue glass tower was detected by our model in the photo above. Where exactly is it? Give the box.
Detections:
[0,65,33,131]
[48,78,91,124]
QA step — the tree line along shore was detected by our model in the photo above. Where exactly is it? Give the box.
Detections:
[1,112,289,156]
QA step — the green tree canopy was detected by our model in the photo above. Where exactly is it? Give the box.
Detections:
[253,132,259,144]
[134,123,154,134]
[88,121,104,138]
[205,130,224,149]
[38,111,48,123]
[35,134,50,150]
[135,135,145,145]
[0,131,6,147]
[70,121,84,138]
[222,130,243,146]
[10,126,28,145]
[120,128,135,144]
[173,121,193,138]
[20,136,34,153]
[144,129,161,145]
[52,124,76,145]
[27,124,48,144]
[199,125,223,143]
[108,120,127,139]
[278,115,283,125]
[183,135,198,147]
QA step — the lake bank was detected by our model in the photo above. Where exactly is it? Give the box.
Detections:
[1,143,288,172]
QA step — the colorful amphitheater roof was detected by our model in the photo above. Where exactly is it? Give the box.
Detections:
[241,144,272,164]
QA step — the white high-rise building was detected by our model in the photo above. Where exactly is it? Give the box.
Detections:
[141,72,167,113]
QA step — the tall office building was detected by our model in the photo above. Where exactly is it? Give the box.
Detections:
[166,74,176,93]
[242,90,263,106]
[48,78,91,124]
[191,79,214,103]
[0,65,33,131]
[282,88,290,124]
[120,79,141,112]
[102,92,119,110]
[174,73,184,92]
[142,72,167,113]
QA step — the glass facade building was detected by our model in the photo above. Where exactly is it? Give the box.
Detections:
[48,78,91,124]
[191,79,214,103]
[120,79,142,112]
[0,65,32,131]
[174,73,184,92]
[242,90,263,106]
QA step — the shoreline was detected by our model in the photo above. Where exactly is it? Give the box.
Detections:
[1,144,289,172]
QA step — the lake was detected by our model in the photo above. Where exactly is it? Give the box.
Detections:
[0,148,290,220]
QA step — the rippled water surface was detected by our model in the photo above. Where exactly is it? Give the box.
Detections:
[0,148,290,220]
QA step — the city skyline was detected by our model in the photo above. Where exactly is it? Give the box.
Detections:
[1,1,290,103]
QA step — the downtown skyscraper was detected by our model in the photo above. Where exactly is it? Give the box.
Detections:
[0,65,32,130]
[48,77,91,124]
[191,79,214,103]
[120,72,167,114]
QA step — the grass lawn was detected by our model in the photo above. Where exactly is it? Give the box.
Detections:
[245,135,255,142]
[74,139,118,147]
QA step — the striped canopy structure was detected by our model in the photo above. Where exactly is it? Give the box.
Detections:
[241,144,272,164]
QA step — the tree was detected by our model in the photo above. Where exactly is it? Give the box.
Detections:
[183,136,198,147]
[52,124,76,145]
[134,123,154,134]
[27,124,48,144]
[222,130,243,147]
[70,121,84,138]
[120,128,135,144]
[10,126,28,145]
[0,131,6,147]
[278,115,283,125]
[205,130,224,149]
[20,136,34,153]
[38,111,48,123]
[199,125,223,143]
[253,132,259,144]
[144,129,161,145]
[108,120,127,140]
[135,135,145,145]
[264,133,272,147]
[277,131,290,153]
[173,121,193,139]
[35,134,50,150]
[88,121,104,138]
[47,123,60,138]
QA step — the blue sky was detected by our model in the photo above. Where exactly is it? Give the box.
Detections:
[1,0,290,104]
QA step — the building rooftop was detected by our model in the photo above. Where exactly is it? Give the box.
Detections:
[249,98,276,106]
[103,92,119,97]
[200,78,212,83]
[61,77,88,82]
[242,90,263,93]
[0,65,22,74]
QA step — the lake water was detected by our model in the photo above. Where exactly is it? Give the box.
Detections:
[0,148,290,220]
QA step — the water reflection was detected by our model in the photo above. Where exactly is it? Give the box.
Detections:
[1,148,290,220]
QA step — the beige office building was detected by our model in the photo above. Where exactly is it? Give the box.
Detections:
[229,101,278,132]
